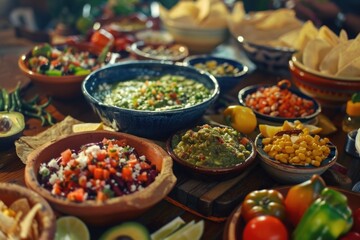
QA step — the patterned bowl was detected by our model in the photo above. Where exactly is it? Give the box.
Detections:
[289,54,360,106]
[255,133,337,184]
[82,60,219,139]
[236,36,296,72]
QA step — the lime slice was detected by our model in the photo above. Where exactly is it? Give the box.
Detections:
[55,216,90,240]
[164,220,204,240]
[151,216,185,240]
[72,123,115,133]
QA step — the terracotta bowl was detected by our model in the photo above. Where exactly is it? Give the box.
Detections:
[18,43,107,99]
[166,124,257,180]
[0,182,56,240]
[255,133,337,184]
[289,54,360,106]
[25,131,177,226]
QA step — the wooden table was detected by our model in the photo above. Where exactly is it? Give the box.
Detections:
[1,28,360,240]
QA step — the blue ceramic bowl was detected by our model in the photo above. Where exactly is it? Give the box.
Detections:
[82,61,219,139]
[184,55,248,94]
[255,133,337,184]
[238,84,321,125]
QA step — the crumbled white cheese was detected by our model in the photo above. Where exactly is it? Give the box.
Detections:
[139,155,146,161]
[76,151,88,169]
[49,173,59,185]
[48,158,59,169]
[130,184,136,192]
[85,145,101,158]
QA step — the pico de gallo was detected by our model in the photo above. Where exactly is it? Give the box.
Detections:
[38,138,159,202]
[26,43,102,76]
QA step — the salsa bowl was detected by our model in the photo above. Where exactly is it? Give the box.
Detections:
[25,131,177,226]
[166,124,257,180]
[82,61,219,139]
[0,182,56,240]
[255,133,337,184]
[238,82,321,125]
[184,55,248,93]
[18,43,107,99]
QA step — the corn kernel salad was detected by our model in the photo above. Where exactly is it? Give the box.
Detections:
[262,128,331,167]
[38,138,159,202]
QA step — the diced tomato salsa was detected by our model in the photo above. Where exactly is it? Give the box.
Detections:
[38,138,159,202]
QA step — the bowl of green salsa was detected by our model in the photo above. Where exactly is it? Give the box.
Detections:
[166,124,257,179]
[82,61,219,139]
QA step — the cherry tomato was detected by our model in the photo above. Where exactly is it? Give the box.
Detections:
[353,208,360,233]
[90,29,114,49]
[340,231,360,240]
[243,215,288,240]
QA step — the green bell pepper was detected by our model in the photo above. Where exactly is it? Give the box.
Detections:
[293,187,353,240]
[45,69,62,76]
[32,43,52,58]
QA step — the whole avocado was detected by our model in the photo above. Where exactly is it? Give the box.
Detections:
[100,222,150,240]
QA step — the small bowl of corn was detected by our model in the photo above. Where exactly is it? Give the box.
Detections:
[255,121,337,184]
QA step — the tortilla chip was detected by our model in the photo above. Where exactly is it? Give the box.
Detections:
[319,41,352,75]
[336,55,360,77]
[303,38,332,70]
[196,0,211,22]
[10,198,31,215]
[15,116,82,164]
[338,34,360,70]
[255,9,296,30]
[294,21,318,51]
[278,29,301,48]
[317,25,339,46]
[339,29,348,42]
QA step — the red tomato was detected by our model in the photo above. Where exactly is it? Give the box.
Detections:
[340,232,360,240]
[90,29,114,49]
[243,215,288,240]
[353,208,360,233]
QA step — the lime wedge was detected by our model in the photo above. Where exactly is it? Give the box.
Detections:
[55,216,90,240]
[164,220,204,240]
[151,216,185,240]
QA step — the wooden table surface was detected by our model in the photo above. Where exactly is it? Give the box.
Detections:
[1,28,360,240]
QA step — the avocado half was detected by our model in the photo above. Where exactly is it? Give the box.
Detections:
[100,222,151,240]
[0,111,25,150]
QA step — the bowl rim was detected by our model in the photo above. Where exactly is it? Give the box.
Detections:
[82,60,220,114]
[236,35,297,53]
[0,182,56,240]
[130,41,189,61]
[290,54,360,82]
[100,13,154,34]
[165,124,257,176]
[255,133,338,172]
[24,130,177,210]
[162,18,228,31]
[135,30,174,44]
[238,84,321,123]
[17,44,101,83]
[183,54,249,78]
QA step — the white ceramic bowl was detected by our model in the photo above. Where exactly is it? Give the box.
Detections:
[255,133,337,184]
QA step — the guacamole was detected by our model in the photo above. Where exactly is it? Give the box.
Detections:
[102,75,211,111]
[173,124,251,168]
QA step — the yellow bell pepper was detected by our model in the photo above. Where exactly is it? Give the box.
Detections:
[223,105,257,134]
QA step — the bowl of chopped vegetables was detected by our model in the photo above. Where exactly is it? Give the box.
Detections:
[25,131,177,226]
[238,80,321,125]
[82,60,219,139]
[184,55,249,94]
[0,182,56,240]
[18,43,108,99]
[166,124,257,180]
[255,123,337,184]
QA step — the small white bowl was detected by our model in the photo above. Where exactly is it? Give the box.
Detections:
[255,133,338,184]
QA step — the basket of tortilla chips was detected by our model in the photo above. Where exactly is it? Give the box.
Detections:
[160,0,229,53]
[0,182,55,240]
[289,22,360,105]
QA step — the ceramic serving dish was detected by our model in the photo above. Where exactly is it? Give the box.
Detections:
[25,131,177,226]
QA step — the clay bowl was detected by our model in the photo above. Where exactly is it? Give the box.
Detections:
[289,54,360,106]
[166,124,257,180]
[25,131,177,226]
[18,43,109,99]
[0,182,56,240]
